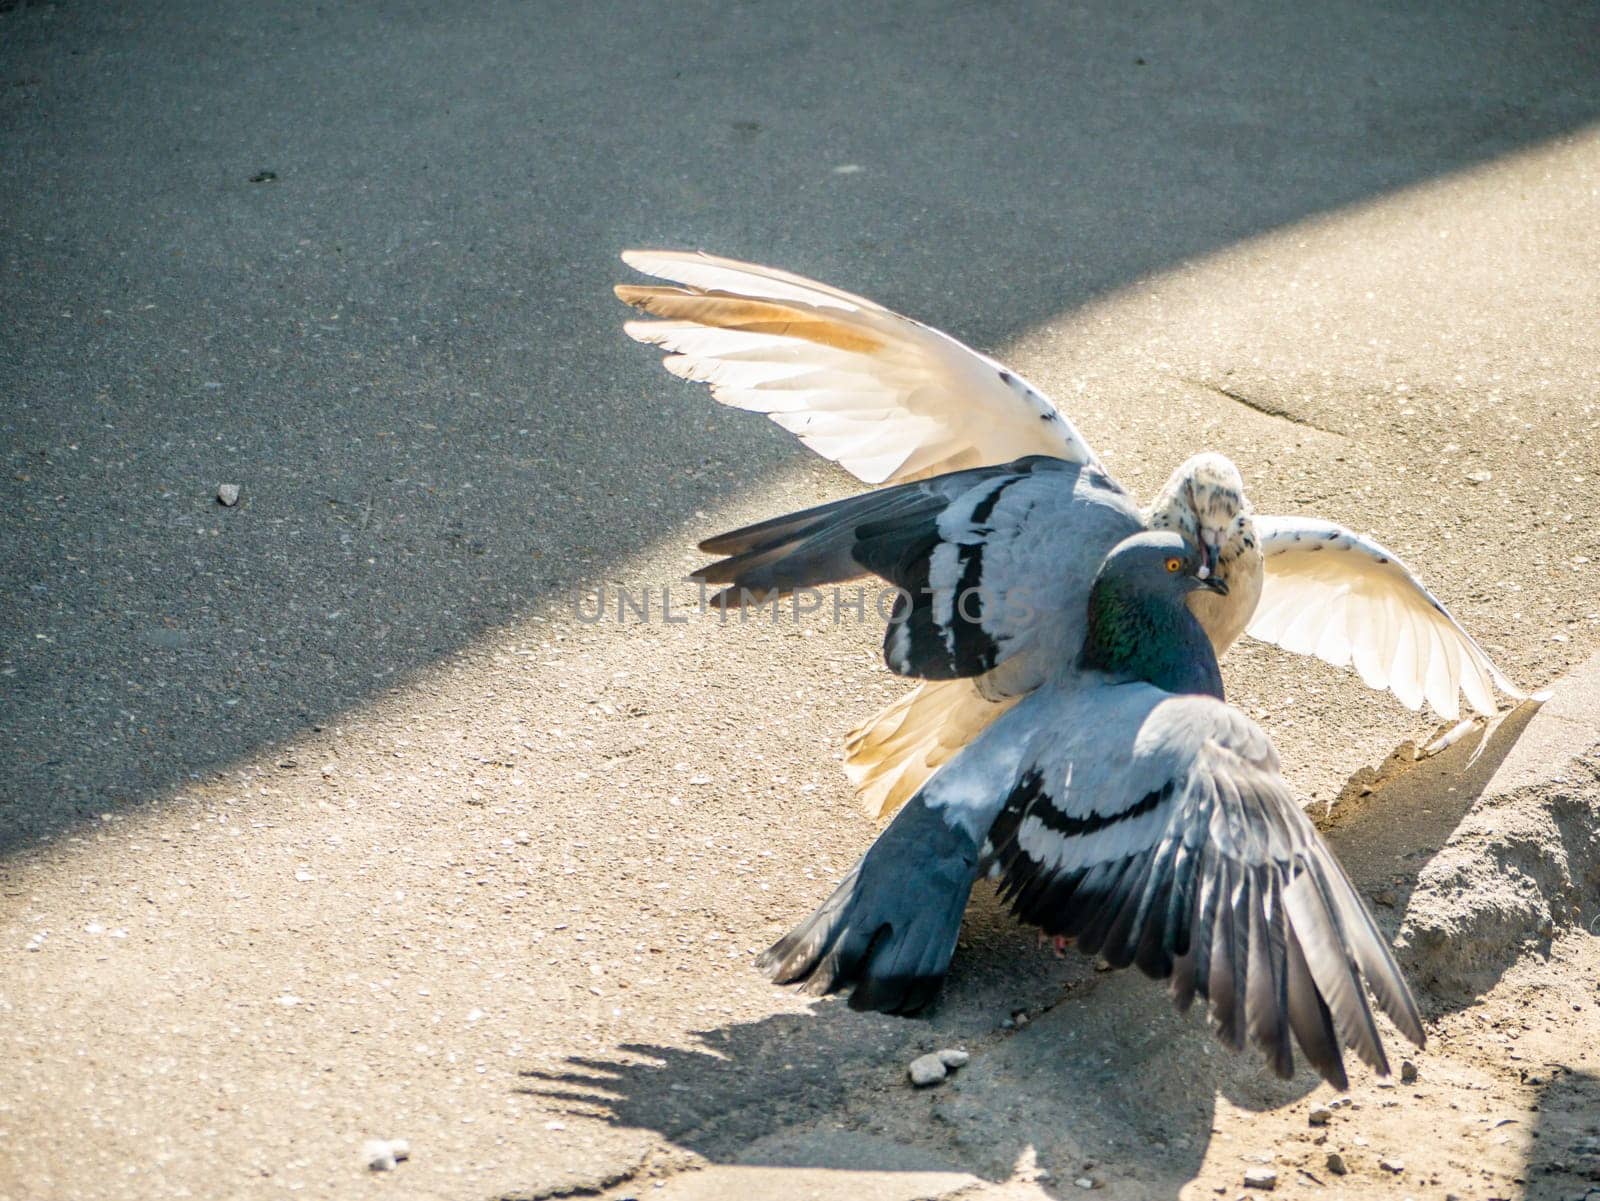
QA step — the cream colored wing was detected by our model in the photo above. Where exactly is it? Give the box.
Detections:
[616,250,1097,484]
[844,680,1018,821]
[1248,516,1530,721]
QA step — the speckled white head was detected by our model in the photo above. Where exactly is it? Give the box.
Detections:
[1145,452,1253,577]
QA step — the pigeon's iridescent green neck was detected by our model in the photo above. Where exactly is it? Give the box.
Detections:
[1080,574,1225,699]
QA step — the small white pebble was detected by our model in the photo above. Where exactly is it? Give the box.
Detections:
[937,1048,970,1069]
[277,994,302,1007]
[908,1053,947,1087]
[363,1140,397,1172]
[217,483,241,506]
[1243,1166,1277,1190]
[1308,1105,1332,1126]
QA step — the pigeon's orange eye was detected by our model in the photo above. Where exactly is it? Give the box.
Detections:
[1164,557,1183,573]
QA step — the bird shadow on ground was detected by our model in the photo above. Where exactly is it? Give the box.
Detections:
[518,709,1540,1196]
[1529,1069,1600,1200]
[519,937,1304,1197]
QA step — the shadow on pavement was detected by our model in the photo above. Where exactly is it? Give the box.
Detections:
[5,0,1600,852]
[519,950,1302,1197]
[1528,1069,1600,1200]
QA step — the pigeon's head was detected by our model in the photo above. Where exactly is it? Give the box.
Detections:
[1081,531,1229,695]
[1146,452,1252,580]
[1098,530,1230,602]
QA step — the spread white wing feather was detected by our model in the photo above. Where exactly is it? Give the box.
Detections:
[1248,516,1527,721]
[616,250,1096,483]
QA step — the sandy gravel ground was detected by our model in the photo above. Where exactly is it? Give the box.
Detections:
[3,4,1599,1200]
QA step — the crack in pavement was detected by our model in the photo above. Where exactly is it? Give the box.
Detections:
[1181,376,1351,439]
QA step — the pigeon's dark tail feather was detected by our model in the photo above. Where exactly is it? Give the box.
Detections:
[757,796,980,1015]
[692,484,942,605]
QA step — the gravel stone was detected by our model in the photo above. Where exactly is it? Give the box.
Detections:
[217,483,241,506]
[1400,1060,1419,1083]
[908,1053,947,1087]
[937,1048,970,1069]
[1242,1166,1277,1190]
[1308,1105,1332,1126]
[363,1140,397,1171]
[1325,1152,1348,1176]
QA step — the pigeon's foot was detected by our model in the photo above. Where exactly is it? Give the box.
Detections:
[1035,931,1069,958]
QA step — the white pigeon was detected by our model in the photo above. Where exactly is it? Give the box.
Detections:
[760,531,1425,1088]
[617,250,1534,818]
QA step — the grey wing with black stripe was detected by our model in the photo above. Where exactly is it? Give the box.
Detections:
[984,684,1424,1088]
[695,455,1143,693]
[859,457,1140,688]
[692,458,1039,602]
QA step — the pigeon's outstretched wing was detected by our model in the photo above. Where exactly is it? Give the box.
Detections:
[615,250,1098,484]
[985,685,1425,1088]
[759,688,1046,1015]
[758,788,983,1016]
[694,454,1142,692]
[693,458,1033,602]
[1249,517,1529,721]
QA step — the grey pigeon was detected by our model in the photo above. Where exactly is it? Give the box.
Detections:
[617,250,1535,819]
[759,531,1426,1089]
